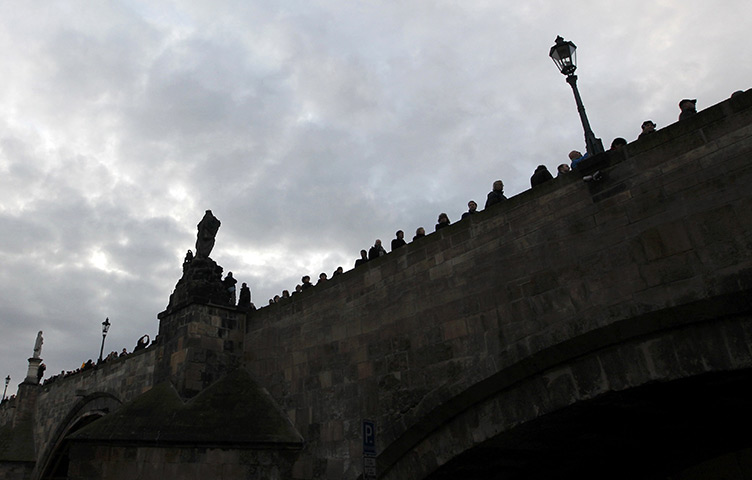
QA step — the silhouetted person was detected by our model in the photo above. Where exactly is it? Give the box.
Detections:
[461,201,478,219]
[557,164,571,177]
[530,165,553,187]
[332,266,344,276]
[183,249,193,265]
[317,273,328,285]
[238,282,251,308]
[282,290,290,299]
[301,275,313,290]
[679,99,697,120]
[223,272,237,305]
[610,138,627,151]
[134,335,150,352]
[435,213,451,231]
[639,120,656,138]
[391,230,406,251]
[355,250,368,267]
[37,363,46,383]
[413,227,426,241]
[368,239,386,260]
[485,180,507,208]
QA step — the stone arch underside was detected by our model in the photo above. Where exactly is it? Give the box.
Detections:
[379,305,752,480]
[34,392,122,480]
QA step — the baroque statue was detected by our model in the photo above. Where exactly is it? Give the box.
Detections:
[33,331,44,358]
[195,210,221,259]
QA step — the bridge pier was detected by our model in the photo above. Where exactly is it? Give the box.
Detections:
[154,303,246,399]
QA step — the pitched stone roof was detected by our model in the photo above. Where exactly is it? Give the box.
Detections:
[68,369,303,447]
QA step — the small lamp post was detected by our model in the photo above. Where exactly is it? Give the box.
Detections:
[98,317,111,363]
[549,36,604,156]
[3,375,9,400]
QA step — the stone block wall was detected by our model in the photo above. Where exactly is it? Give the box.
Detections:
[0,398,15,427]
[67,445,299,480]
[0,462,33,480]
[33,347,156,461]
[155,303,246,398]
[242,92,752,478]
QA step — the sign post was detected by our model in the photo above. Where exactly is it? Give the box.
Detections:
[363,419,376,479]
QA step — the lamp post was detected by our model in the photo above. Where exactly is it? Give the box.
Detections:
[3,375,9,400]
[98,317,111,363]
[549,36,604,156]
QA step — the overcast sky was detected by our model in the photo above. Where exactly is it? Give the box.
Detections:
[1,1,750,394]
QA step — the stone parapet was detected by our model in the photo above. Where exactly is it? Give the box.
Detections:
[243,90,752,478]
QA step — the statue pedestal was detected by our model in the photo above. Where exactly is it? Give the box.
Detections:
[166,256,231,312]
[24,357,42,385]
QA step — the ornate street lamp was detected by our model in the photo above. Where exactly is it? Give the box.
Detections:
[549,36,604,156]
[3,375,9,400]
[98,317,111,363]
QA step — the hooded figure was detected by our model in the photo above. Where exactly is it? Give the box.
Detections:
[531,165,554,187]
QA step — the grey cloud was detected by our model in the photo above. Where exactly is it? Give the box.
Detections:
[2,0,752,394]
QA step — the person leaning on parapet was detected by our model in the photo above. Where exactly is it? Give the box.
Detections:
[679,98,697,120]
[301,275,314,290]
[530,165,553,187]
[610,137,627,151]
[557,164,571,177]
[435,213,451,231]
[569,150,588,170]
[391,230,406,251]
[355,249,369,267]
[368,239,387,260]
[461,201,478,220]
[484,180,507,208]
[638,120,656,139]
[413,227,426,241]
[332,266,344,277]
[316,272,328,286]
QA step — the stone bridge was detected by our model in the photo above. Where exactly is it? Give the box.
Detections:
[1,90,752,479]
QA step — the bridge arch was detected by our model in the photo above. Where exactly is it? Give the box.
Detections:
[34,392,122,480]
[379,304,752,479]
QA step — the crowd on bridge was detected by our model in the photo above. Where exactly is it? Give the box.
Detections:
[40,334,155,386]
[234,96,720,308]
[221,94,744,310]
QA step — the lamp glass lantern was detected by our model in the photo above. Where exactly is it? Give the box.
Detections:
[549,36,577,76]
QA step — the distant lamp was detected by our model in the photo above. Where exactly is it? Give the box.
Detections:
[549,36,604,156]
[98,317,111,363]
[3,375,9,400]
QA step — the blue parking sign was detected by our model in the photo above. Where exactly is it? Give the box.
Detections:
[363,419,376,455]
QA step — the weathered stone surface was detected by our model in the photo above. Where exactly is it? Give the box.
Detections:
[242,90,752,479]
[166,256,230,311]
